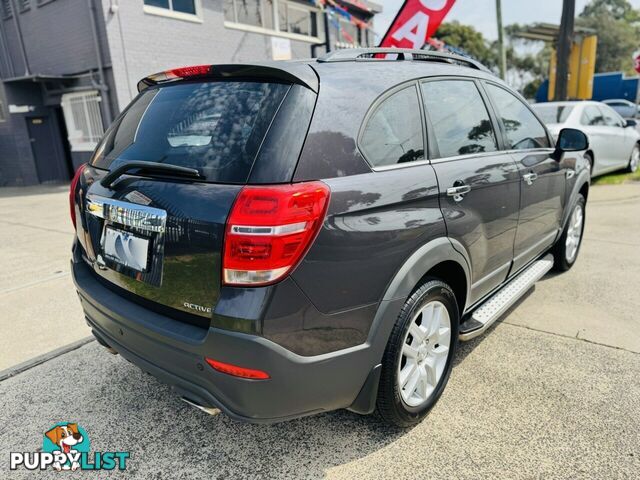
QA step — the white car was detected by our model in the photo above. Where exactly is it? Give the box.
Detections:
[532,101,640,177]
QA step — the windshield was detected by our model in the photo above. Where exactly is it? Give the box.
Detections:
[532,104,574,124]
[91,80,290,183]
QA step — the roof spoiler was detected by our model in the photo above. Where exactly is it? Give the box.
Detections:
[136,63,319,93]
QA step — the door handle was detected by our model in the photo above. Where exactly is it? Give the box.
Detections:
[446,184,471,202]
[566,169,575,179]
[523,172,538,185]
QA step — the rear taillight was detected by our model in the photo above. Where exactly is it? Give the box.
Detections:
[69,163,87,230]
[223,181,330,286]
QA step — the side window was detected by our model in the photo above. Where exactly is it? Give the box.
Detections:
[599,105,623,127]
[485,83,550,150]
[420,79,497,158]
[360,86,424,167]
[581,106,605,126]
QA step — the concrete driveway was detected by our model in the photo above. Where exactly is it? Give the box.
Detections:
[0,186,90,370]
[0,183,639,478]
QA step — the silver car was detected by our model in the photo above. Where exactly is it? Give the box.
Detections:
[532,101,640,176]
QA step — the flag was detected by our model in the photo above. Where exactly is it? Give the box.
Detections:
[379,0,456,49]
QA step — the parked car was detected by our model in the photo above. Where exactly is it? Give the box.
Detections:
[532,101,640,176]
[602,98,640,120]
[70,49,590,427]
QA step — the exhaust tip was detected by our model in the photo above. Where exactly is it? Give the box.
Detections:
[181,397,221,416]
[92,331,119,355]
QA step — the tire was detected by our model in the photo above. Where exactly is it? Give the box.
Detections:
[627,144,639,173]
[584,152,593,177]
[376,279,459,428]
[552,194,586,272]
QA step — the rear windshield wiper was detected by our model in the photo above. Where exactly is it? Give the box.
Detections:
[100,161,202,188]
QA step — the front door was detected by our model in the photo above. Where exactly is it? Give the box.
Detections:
[421,78,520,305]
[27,116,70,183]
[482,82,565,273]
[511,150,565,272]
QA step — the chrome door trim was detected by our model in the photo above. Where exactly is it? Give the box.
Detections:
[512,230,558,265]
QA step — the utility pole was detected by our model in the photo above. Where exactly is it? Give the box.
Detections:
[496,0,507,80]
[555,0,575,101]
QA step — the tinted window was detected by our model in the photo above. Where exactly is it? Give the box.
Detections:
[91,81,290,183]
[486,83,550,150]
[531,104,574,124]
[360,86,424,167]
[421,80,497,158]
[581,105,606,126]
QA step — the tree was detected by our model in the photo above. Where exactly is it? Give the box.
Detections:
[581,0,640,22]
[503,24,553,98]
[578,0,640,74]
[432,21,497,69]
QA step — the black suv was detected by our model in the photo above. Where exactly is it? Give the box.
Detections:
[71,49,590,427]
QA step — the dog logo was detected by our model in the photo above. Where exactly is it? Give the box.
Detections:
[43,423,88,471]
[10,422,129,471]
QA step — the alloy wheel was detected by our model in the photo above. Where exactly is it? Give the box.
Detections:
[397,301,451,407]
[565,203,584,263]
[630,146,639,173]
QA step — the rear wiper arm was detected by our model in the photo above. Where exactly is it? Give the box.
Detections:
[100,161,202,188]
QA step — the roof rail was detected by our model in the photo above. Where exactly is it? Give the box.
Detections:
[317,48,490,73]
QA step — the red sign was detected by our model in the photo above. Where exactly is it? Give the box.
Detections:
[379,0,457,49]
[634,51,640,74]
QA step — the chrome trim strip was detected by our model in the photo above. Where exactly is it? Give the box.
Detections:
[471,261,511,290]
[86,195,167,233]
[513,230,558,264]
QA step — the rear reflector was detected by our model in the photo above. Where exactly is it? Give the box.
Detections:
[205,358,270,380]
[69,163,87,230]
[223,182,330,286]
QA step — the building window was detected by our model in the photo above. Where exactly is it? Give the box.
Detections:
[143,0,201,22]
[224,0,322,43]
[335,17,361,49]
[18,0,30,12]
[278,1,316,36]
[1,0,12,19]
[61,91,105,152]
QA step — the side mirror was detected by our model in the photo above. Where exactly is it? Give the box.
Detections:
[625,118,637,128]
[553,128,588,160]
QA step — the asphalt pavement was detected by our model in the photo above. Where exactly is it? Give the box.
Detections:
[0,183,639,479]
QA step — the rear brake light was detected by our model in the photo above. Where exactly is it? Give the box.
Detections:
[223,182,330,286]
[69,163,87,230]
[146,65,212,84]
[205,358,270,380]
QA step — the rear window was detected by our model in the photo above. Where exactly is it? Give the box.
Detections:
[91,80,290,183]
[531,104,574,124]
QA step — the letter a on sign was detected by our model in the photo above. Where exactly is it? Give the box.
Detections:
[379,0,456,49]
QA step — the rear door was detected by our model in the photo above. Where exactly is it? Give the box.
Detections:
[75,79,294,322]
[421,78,520,305]
[483,82,564,273]
[579,105,611,175]
[598,104,634,169]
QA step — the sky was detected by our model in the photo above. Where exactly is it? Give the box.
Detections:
[375,0,640,41]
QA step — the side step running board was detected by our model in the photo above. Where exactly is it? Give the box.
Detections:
[459,254,554,341]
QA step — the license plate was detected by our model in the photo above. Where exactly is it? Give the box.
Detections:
[102,227,150,272]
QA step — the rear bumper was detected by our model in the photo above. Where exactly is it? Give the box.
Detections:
[72,259,384,423]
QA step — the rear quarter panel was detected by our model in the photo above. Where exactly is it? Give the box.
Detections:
[291,166,445,314]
